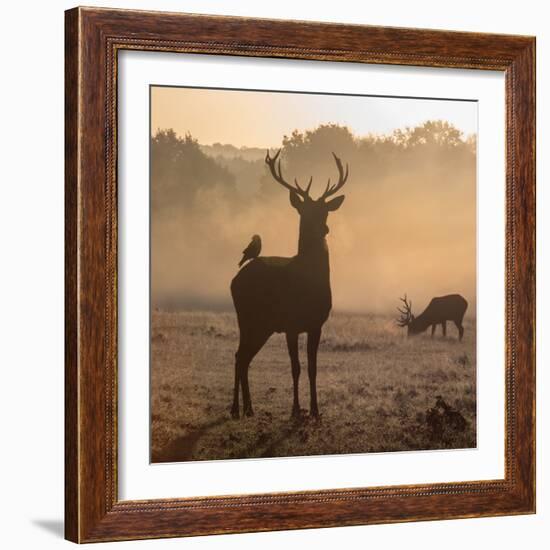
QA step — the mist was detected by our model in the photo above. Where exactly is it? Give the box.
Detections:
[151,121,476,316]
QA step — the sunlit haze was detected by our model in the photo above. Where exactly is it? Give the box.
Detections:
[151,86,477,315]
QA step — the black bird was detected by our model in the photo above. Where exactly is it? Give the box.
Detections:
[238,234,261,267]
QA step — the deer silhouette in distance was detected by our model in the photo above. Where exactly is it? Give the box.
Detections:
[230,150,349,419]
[396,294,468,341]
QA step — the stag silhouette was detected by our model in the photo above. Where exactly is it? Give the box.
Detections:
[396,294,468,341]
[230,150,349,419]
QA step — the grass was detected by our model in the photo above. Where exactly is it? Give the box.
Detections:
[151,311,476,462]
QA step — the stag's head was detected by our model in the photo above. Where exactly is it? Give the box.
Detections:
[265,150,348,244]
[396,294,420,337]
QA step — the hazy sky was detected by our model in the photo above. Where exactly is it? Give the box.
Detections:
[151,86,477,148]
[151,85,477,313]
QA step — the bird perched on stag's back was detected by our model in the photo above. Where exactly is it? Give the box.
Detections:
[238,234,262,267]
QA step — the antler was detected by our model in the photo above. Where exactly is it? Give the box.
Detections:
[396,294,413,327]
[265,149,311,199]
[319,152,349,201]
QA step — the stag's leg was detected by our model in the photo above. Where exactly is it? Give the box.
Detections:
[286,332,301,418]
[442,321,447,337]
[231,357,240,419]
[234,329,271,418]
[431,324,436,338]
[240,363,253,418]
[307,327,321,418]
[454,320,464,341]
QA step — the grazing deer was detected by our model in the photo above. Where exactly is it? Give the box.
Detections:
[230,150,349,419]
[396,294,468,341]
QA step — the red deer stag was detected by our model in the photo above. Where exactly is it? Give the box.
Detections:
[230,150,349,419]
[396,294,468,341]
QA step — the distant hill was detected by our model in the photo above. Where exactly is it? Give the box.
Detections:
[200,143,273,162]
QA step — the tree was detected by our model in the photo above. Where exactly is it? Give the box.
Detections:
[392,120,465,149]
[151,129,236,213]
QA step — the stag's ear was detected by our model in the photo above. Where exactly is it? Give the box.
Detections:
[325,195,345,211]
[289,191,303,212]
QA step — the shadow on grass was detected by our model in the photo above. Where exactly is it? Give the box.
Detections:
[258,422,302,458]
[153,416,229,463]
[238,412,318,459]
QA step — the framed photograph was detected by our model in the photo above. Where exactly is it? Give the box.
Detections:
[65,7,535,543]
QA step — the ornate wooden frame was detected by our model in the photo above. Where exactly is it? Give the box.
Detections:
[65,6,536,543]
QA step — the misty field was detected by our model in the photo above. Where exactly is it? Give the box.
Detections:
[151,310,476,462]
